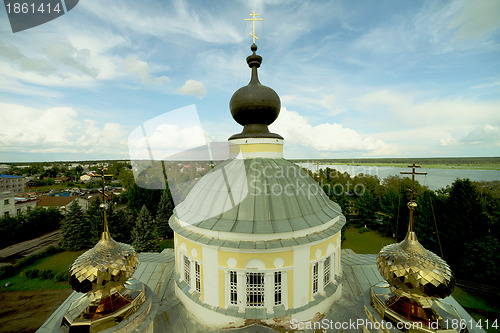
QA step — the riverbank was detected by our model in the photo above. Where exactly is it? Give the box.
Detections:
[292,157,500,171]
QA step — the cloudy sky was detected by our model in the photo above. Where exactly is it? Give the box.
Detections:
[1,0,499,162]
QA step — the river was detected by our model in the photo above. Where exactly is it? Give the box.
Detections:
[297,163,500,191]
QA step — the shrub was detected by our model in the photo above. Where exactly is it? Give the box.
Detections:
[17,254,39,267]
[25,268,39,279]
[54,271,69,283]
[43,246,59,256]
[0,265,15,279]
[358,227,370,234]
[39,269,55,280]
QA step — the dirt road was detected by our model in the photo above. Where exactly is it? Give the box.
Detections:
[0,230,61,265]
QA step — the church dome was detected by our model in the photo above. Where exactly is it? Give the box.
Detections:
[69,231,138,293]
[169,37,345,328]
[229,44,282,140]
[376,231,455,298]
[170,158,343,243]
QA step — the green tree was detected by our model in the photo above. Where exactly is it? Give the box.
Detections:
[107,204,133,243]
[156,189,174,238]
[60,201,91,251]
[414,190,442,254]
[440,179,491,274]
[86,198,103,244]
[460,236,499,284]
[356,190,376,225]
[132,205,160,252]
[127,184,163,217]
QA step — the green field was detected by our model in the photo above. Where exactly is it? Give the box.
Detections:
[0,250,84,292]
[159,238,174,250]
[341,225,395,254]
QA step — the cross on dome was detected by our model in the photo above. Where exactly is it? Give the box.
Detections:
[245,10,263,44]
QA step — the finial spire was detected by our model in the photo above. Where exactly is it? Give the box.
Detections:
[245,10,263,44]
[93,166,113,235]
[400,162,427,233]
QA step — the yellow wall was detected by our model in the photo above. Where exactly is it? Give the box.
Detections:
[287,269,293,308]
[229,143,283,154]
[175,233,204,261]
[308,232,340,300]
[218,249,293,269]
[219,270,225,308]
[309,232,339,261]
[175,232,205,300]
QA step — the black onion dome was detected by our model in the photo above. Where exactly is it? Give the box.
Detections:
[229,44,283,140]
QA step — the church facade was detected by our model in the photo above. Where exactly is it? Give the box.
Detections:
[169,41,345,327]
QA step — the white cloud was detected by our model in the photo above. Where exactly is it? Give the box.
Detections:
[358,90,500,131]
[269,107,396,155]
[440,134,458,147]
[177,79,207,98]
[281,93,345,116]
[461,124,500,145]
[0,103,127,156]
[449,0,500,39]
[127,105,207,160]
[129,124,207,160]
[124,56,169,84]
[80,0,243,44]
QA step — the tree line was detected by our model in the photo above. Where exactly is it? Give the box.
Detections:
[314,167,499,285]
[0,208,63,249]
[60,186,174,252]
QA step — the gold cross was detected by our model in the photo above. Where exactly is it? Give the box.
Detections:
[400,161,427,202]
[92,166,113,204]
[245,10,263,43]
[400,161,427,233]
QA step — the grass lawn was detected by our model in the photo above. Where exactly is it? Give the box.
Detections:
[26,183,82,192]
[159,238,174,250]
[30,250,85,272]
[341,225,395,254]
[452,287,500,333]
[0,250,85,292]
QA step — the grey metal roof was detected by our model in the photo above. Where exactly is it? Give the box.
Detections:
[171,158,343,236]
[39,249,485,333]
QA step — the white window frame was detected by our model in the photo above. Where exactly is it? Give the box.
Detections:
[183,255,191,286]
[195,261,201,292]
[312,262,319,294]
[324,256,331,287]
[274,271,283,306]
[229,271,238,305]
[246,272,265,307]
[224,269,288,311]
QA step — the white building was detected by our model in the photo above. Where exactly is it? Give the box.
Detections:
[14,197,37,215]
[167,42,345,329]
[0,174,26,194]
[0,191,15,218]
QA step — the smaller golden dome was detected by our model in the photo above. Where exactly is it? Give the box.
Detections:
[69,231,138,293]
[377,231,454,298]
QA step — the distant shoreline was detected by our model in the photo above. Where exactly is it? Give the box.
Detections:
[4,157,500,171]
[292,157,500,171]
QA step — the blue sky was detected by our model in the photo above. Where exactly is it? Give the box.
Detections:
[0,0,499,162]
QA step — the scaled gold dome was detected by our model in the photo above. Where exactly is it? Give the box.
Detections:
[69,231,138,293]
[376,229,455,299]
